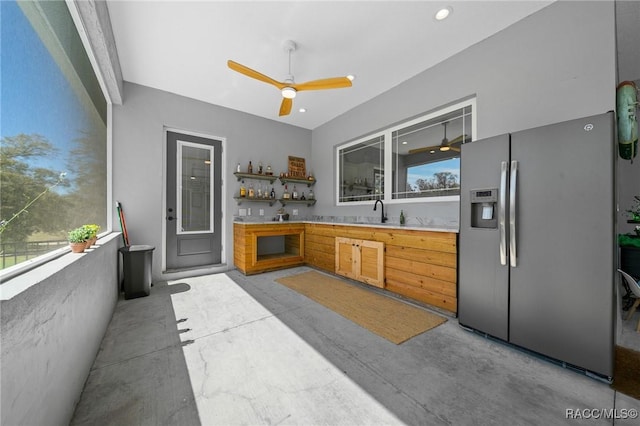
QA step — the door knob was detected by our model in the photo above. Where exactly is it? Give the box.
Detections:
[167,216,174,221]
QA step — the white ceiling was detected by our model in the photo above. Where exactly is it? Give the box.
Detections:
[107,0,555,130]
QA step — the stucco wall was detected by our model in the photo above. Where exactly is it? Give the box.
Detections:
[311,1,617,224]
[112,82,312,279]
[1,233,120,426]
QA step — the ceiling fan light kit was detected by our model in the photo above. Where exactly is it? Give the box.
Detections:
[227,39,353,117]
[281,87,296,99]
[407,121,468,155]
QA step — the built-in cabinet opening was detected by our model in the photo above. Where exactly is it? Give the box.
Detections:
[256,234,301,261]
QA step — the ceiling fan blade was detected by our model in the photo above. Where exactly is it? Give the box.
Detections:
[293,77,352,92]
[408,146,440,155]
[228,60,285,90]
[449,134,470,145]
[408,142,464,154]
[279,97,293,116]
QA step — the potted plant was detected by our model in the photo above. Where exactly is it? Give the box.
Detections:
[626,195,640,223]
[83,224,101,247]
[68,226,90,253]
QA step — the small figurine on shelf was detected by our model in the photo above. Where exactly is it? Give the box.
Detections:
[248,161,253,174]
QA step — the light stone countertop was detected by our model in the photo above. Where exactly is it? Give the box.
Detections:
[233,218,459,233]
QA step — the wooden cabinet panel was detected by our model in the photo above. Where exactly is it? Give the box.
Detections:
[358,240,385,288]
[335,237,357,279]
[335,237,384,288]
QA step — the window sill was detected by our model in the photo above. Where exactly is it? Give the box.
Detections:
[0,232,121,300]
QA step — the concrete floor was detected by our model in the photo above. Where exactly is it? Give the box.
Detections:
[71,266,640,425]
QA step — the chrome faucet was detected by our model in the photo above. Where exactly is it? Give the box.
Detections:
[373,199,387,223]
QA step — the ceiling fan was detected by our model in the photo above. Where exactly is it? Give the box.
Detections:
[227,40,352,117]
[408,121,469,155]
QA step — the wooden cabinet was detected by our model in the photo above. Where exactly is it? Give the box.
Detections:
[235,221,458,313]
[234,223,305,275]
[335,237,384,288]
[306,223,458,313]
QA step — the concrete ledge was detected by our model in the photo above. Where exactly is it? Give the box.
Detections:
[1,233,121,426]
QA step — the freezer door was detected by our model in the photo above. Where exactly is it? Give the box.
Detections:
[509,112,614,377]
[459,134,510,340]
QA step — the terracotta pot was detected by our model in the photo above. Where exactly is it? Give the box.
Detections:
[86,237,97,248]
[69,242,86,253]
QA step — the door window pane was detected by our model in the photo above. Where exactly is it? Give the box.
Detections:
[338,135,384,203]
[177,142,213,234]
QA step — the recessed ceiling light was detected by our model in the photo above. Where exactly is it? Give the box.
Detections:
[299,108,306,113]
[402,141,408,145]
[435,6,452,21]
[347,75,356,81]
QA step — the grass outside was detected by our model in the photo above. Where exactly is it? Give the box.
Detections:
[1,232,68,270]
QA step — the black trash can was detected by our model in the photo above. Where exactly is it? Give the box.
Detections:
[119,245,155,299]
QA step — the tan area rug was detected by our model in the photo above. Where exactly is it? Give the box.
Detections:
[611,346,640,400]
[276,270,446,344]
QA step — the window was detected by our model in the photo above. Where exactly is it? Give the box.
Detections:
[1,1,108,271]
[336,99,475,205]
[337,134,385,203]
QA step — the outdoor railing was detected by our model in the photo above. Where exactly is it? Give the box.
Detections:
[0,240,69,270]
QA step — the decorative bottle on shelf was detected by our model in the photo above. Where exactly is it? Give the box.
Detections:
[258,162,263,174]
[240,180,246,198]
[308,188,314,200]
[270,187,276,199]
[257,184,262,199]
[400,210,405,225]
[300,192,306,201]
[292,185,298,200]
[283,185,290,200]
[236,163,241,173]
[248,182,255,198]
[266,164,272,175]
[248,161,253,174]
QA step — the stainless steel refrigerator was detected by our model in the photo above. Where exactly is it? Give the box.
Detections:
[458,112,615,379]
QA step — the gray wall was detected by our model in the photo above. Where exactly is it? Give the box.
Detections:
[311,1,616,224]
[1,234,120,426]
[112,82,311,279]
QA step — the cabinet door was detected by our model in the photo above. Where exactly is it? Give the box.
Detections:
[335,237,357,279]
[357,240,384,288]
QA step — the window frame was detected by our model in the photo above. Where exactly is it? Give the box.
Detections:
[335,98,476,206]
[335,131,386,204]
[0,0,112,282]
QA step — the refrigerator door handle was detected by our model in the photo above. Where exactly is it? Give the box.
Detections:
[499,161,508,265]
[509,160,518,267]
